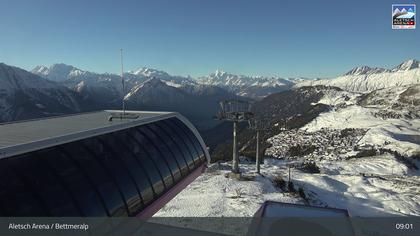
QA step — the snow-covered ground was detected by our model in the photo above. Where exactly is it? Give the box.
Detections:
[155,162,303,218]
[155,84,420,222]
[287,156,420,217]
[153,82,419,236]
[152,161,304,235]
[155,155,420,222]
[295,60,420,92]
[302,105,420,156]
[301,84,420,157]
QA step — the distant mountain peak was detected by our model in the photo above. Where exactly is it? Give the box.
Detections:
[343,59,419,75]
[143,77,165,85]
[32,65,49,74]
[343,66,388,76]
[130,77,168,92]
[392,59,420,72]
[214,69,227,77]
[295,59,420,92]
[130,67,170,78]
[32,63,87,81]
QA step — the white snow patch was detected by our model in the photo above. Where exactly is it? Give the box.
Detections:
[155,162,303,217]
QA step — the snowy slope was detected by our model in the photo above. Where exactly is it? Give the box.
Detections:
[302,84,420,156]
[155,162,303,219]
[291,156,420,216]
[295,60,420,92]
[155,156,420,222]
[259,82,420,217]
[124,77,191,104]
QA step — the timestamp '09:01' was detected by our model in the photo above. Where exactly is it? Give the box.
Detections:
[395,223,413,230]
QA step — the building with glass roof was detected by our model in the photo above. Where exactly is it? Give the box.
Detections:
[0,110,210,217]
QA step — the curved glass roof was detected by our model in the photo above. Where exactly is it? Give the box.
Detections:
[0,116,207,216]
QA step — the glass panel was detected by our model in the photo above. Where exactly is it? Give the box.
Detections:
[9,152,80,216]
[0,160,47,216]
[162,119,197,169]
[61,141,128,216]
[170,118,205,164]
[174,118,205,158]
[111,130,155,206]
[128,128,166,196]
[93,133,144,214]
[145,123,183,181]
[40,147,108,216]
[136,126,175,187]
[86,134,142,215]
[154,121,190,177]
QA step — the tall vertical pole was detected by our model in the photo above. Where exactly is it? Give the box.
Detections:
[120,49,126,115]
[256,130,260,174]
[232,121,239,173]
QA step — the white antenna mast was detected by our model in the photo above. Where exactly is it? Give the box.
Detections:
[120,48,126,115]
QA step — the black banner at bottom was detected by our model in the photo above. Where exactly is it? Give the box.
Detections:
[0,217,419,236]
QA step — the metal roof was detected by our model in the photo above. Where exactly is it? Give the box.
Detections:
[0,110,176,159]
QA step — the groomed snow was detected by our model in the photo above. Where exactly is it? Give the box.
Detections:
[155,162,303,218]
[289,156,420,216]
[155,155,420,222]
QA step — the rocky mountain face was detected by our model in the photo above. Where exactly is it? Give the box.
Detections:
[0,63,82,122]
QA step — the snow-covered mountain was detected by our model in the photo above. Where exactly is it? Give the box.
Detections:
[124,77,190,104]
[392,59,420,71]
[32,63,94,82]
[0,63,81,122]
[124,77,240,130]
[197,70,305,99]
[343,66,389,76]
[32,64,131,109]
[295,59,420,92]
[33,64,197,91]
[33,64,304,100]
[127,67,197,87]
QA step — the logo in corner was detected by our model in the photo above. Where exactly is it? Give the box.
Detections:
[392,4,416,29]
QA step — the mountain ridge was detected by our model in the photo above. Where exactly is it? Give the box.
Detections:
[295,59,420,92]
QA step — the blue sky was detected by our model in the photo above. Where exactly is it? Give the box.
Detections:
[0,0,418,78]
